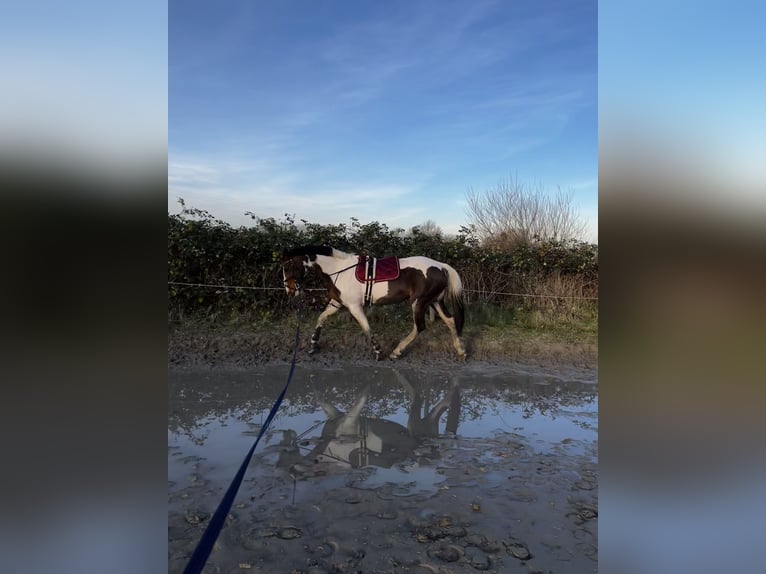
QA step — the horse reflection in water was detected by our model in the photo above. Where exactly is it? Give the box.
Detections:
[276,372,461,476]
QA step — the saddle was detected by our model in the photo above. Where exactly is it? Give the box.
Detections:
[355,255,400,306]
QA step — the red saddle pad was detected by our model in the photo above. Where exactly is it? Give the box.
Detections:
[355,255,400,283]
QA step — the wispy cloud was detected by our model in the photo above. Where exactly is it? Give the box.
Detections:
[473,87,589,113]
[168,153,429,229]
[167,161,219,187]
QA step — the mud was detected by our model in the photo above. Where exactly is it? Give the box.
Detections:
[169,362,597,573]
[167,322,597,370]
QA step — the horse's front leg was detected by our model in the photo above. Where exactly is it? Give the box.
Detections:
[346,304,383,360]
[309,301,341,354]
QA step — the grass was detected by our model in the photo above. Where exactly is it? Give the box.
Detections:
[464,301,596,339]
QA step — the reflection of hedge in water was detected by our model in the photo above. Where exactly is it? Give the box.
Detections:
[168,382,411,437]
[460,383,597,421]
[168,368,596,439]
[168,206,598,319]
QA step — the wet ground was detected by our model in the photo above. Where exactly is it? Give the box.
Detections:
[168,362,598,573]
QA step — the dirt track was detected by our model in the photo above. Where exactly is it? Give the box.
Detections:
[168,318,597,371]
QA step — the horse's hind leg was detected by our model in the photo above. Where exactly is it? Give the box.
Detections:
[433,301,467,359]
[346,304,383,360]
[309,302,341,354]
[390,301,426,359]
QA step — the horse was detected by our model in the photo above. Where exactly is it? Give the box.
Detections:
[281,246,466,360]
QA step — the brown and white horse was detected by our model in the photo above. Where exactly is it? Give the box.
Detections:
[281,246,466,360]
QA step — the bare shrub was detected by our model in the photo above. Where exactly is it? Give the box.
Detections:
[465,176,586,248]
[459,262,519,305]
[519,272,598,317]
[412,219,443,237]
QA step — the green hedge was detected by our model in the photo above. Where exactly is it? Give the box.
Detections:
[168,205,597,319]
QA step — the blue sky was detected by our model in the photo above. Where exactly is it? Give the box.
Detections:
[169,0,597,241]
[2,1,166,174]
[599,1,766,215]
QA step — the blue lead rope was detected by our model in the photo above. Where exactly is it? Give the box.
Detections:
[183,305,302,574]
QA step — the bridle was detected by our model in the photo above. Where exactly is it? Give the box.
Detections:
[283,258,357,292]
[282,258,304,292]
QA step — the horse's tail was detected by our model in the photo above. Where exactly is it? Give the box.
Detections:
[442,263,465,335]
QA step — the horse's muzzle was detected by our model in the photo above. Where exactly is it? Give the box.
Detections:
[284,278,301,296]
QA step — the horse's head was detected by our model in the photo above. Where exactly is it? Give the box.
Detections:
[281,251,309,296]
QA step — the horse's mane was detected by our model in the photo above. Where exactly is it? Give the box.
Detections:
[284,245,353,259]
[328,248,353,258]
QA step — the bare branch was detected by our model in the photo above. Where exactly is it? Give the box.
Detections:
[464,177,586,248]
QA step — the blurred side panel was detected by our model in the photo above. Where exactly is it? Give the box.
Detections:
[599,2,766,573]
[0,2,168,573]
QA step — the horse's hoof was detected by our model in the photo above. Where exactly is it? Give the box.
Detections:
[389,352,400,360]
[308,348,317,355]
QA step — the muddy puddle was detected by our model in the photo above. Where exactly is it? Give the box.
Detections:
[169,363,597,573]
